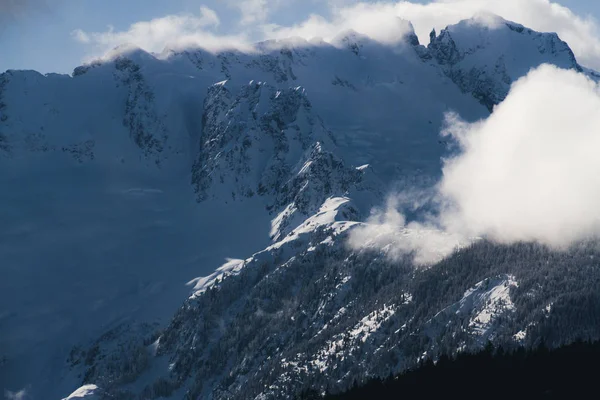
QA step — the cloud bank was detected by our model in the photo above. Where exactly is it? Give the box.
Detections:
[350,65,600,264]
[440,65,600,247]
[71,1,600,69]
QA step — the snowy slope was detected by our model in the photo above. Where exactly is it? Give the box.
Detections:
[0,15,594,399]
[72,221,600,399]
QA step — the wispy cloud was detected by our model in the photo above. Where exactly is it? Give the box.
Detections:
[261,3,417,45]
[4,388,28,400]
[347,197,471,266]
[71,7,251,60]
[231,0,279,26]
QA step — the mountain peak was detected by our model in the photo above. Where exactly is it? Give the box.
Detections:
[105,44,155,63]
[427,15,581,110]
[255,36,311,52]
[331,17,420,52]
[72,45,158,78]
[465,11,509,28]
[435,14,578,62]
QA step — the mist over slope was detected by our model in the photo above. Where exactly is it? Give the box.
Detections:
[0,14,596,399]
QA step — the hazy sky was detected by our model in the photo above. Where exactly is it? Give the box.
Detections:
[1,0,600,74]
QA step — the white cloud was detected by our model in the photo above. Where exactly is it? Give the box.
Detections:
[440,64,600,247]
[232,0,278,26]
[71,7,252,59]
[347,197,471,265]
[261,3,416,46]
[71,28,91,44]
[350,65,600,263]
[199,5,221,28]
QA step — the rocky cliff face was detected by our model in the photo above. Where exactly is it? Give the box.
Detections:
[114,57,168,162]
[191,80,372,240]
[192,80,331,202]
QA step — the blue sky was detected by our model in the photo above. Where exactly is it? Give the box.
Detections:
[2,0,600,74]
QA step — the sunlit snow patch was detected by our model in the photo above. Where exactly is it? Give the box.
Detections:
[62,384,100,400]
[424,274,519,341]
[464,275,518,336]
[187,258,246,298]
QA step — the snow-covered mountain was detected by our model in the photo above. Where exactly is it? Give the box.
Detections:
[428,13,581,110]
[0,15,593,399]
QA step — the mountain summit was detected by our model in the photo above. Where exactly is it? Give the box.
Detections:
[427,14,580,110]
